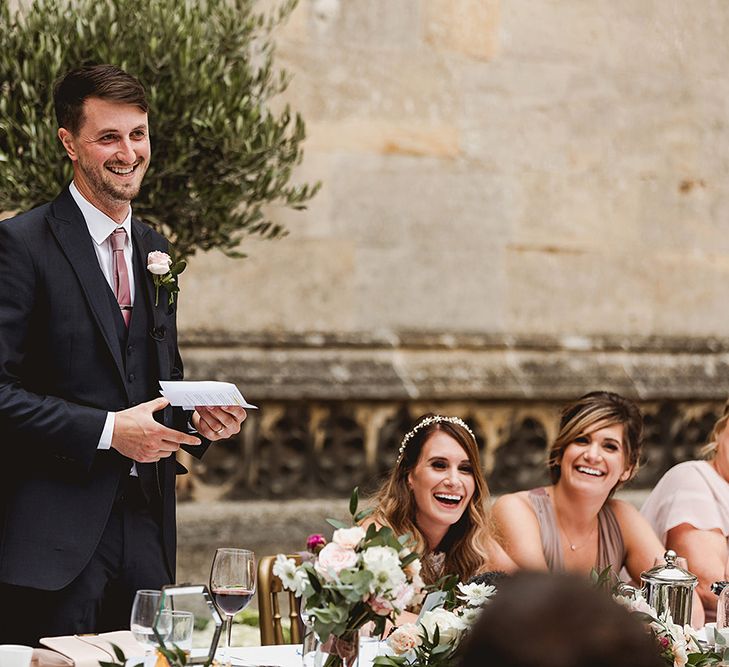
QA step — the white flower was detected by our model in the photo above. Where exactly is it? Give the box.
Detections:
[314,543,358,581]
[456,582,496,607]
[362,546,406,593]
[671,639,688,667]
[614,592,656,617]
[332,526,365,549]
[389,582,416,614]
[419,608,466,646]
[387,624,422,655]
[147,250,172,275]
[458,606,482,627]
[272,554,308,596]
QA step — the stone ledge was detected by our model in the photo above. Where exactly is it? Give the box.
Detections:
[180,330,729,353]
[180,340,729,401]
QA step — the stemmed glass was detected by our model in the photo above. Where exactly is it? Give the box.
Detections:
[130,590,172,653]
[300,597,318,667]
[210,548,256,664]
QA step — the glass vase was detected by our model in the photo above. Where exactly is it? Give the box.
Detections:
[314,630,359,667]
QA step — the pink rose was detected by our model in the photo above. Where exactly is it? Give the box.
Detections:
[314,543,358,580]
[368,595,393,616]
[306,534,327,554]
[332,526,365,549]
[388,624,422,655]
[147,251,172,275]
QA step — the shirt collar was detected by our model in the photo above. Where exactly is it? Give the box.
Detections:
[69,181,133,246]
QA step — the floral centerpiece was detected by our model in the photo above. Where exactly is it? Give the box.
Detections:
[373,581,495,667]
[590,566,723,667]
[614,591,722,667]
[274,489,426,667]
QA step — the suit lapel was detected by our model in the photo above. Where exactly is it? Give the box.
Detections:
[132,219,170,380]
[46,188,126,383]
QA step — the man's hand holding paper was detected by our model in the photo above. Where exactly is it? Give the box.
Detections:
[192,405,248,441]
[159,380,257,441]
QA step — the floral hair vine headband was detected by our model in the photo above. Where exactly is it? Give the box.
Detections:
[396,415,476,465]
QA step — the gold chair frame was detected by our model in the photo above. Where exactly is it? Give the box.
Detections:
[257,554,303,646]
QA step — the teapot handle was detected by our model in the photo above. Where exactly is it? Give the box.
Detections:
[616,582,640,598]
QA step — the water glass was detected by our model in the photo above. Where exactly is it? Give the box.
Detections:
[131,590,169,650]
[166,610,194,653]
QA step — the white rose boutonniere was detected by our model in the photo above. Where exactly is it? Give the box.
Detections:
[147,250,186,306]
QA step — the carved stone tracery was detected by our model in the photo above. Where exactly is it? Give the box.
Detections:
[179,400,725,501]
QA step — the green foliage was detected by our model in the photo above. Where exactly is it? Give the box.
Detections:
[98,643,129,667]
[589,564,618,592]
[0,0,320,260]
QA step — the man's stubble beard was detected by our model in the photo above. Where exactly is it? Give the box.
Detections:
[76,153,147,206]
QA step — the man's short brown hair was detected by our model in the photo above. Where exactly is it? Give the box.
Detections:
[53,64,148,135]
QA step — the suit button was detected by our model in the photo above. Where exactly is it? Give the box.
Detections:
[128,373,135,382]
[127,345,134,355]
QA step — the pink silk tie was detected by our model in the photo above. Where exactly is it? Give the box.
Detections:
[110,228,132,327]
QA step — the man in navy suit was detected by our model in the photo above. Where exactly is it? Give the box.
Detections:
[0,64,247,643]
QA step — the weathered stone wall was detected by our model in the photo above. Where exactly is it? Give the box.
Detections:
[181,0,729,339]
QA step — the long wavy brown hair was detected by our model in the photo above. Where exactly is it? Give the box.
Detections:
[370,414,493,585]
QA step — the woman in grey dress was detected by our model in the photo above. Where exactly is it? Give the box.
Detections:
[493,392,667,589]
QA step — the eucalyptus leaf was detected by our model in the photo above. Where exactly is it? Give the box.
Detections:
[349,487,359,517]
[354,507,374,523]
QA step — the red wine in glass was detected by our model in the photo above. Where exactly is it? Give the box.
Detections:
[212,587,255,615]
[210,548,256,662]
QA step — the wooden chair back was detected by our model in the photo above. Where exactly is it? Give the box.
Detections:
[257,554,303,646]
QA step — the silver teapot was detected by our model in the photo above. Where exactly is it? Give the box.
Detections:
[618,550,697,626]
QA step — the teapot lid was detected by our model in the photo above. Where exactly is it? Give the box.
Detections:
[641,550,698,585]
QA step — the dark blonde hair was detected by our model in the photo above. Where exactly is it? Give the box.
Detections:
[371,413,492,585]
[700,399,729,460]
[547,392,644,489]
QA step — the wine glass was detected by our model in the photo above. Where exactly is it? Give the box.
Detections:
[210,548,256,663]
[300,597,318,667]
[130,590,172,653]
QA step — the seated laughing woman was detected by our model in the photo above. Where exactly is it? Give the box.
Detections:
[367,414,515,589]
[491,392,703,620]
[641,399,729,622]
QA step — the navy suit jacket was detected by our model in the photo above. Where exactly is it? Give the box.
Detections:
[0,187,206,590]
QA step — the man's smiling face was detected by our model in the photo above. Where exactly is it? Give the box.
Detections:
[58,96,150,221]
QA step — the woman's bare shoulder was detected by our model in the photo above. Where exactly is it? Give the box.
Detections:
[493,490,533,514]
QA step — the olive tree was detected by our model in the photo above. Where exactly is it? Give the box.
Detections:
[0,0,319,259]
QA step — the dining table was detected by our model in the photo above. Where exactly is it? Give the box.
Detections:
[227,638,385,667]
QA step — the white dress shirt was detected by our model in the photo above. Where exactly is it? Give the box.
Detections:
[69,182,136,470]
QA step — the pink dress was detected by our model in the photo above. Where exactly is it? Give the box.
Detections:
[641,460,729,621]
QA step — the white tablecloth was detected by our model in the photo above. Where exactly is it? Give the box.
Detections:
[229,644,300,666]
[228,639,384,667]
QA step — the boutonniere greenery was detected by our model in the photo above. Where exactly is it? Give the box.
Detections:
[147,249,186,307]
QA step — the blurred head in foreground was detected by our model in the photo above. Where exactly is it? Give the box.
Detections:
[457,572,663,667]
